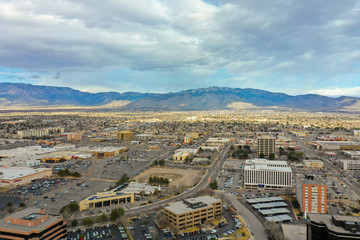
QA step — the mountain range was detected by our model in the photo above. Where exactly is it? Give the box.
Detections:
[1,82,359,112]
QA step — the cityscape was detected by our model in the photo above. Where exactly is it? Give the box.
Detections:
[1,1,360,240]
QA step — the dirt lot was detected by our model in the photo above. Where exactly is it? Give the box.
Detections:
[133,167,203,187]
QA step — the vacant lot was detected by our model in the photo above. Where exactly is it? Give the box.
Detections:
[134,167,203,187]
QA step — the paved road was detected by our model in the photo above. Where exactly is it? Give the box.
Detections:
[125,144,230,216]
[219,193,267,240]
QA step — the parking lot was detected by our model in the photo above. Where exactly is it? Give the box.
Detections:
[67,225,128,240]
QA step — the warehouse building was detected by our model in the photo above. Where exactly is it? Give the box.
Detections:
[164,196,222,230]
[338,159,360,171]
[0,208,67,239]
[79,191,134,211]
[88,147,128,158]
[0,167,52,189]
[244,159,292,189]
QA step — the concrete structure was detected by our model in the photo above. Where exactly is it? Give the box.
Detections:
[295,174,327,214]
[304,160,324,169]
[183,136,194,144]
[316,141,360,150]
[307,213,360,240]
[79,191,134,211]
[0,167,52,189]
[117,130,133,141]
[0,208,66,239]
[244,159,292,189]
[121,181,161,195]
[338,160,360,171]
[88,147,128,158]
[164,196,222,230]
[257,135,276,157]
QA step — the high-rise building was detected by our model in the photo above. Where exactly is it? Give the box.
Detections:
[0,208,67,239]
[244,159,292,189]
[258,135,276,157]
[164,196,222,230]
[295,174,327,214]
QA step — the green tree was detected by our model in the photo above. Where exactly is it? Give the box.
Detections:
[210,180,218,190]
[82,218,93,227]
[268,153,275,160]
[19,202,25,207]
[259,153,265,158]
[110,208,125,222]
[117,173,130,185]
[71,219,78,227]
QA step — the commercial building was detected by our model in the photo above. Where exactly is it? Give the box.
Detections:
[164,196,222,230]
[88,147,128,158]
[338,160,360,171]
[257,135,276,157]
[0,208,67,239]
[79,191,134,211]
[121,181,161,195]
[307,213,360,240]
[136,134,153,141]
[17,127,65,139]
[183,136,194,144]
[244,159,292,189]
[173,148,198,162]
[67,132,83,141]
[0,167,52,189]
[295,174,327,214]
[304,160,324,169]
[117,130,133,141]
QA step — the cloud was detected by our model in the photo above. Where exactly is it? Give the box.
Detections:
[0,0,359,93]
[310,87,360,97]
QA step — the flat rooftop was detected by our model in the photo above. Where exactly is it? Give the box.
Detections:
[0,208,63,233]
[296,174,325,185]
[308,213,360,235]
[0,167,51,180]
[165,196,220,215]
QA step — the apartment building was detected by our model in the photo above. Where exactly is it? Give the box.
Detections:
[0,208,67,239]
[244,159,292,189]
[295,174,327,214]
[164,196,222,230]
[257,135,276,157]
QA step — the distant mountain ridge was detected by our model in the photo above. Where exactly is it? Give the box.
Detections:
[0,82,359,112]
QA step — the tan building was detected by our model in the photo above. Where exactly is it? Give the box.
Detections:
[79,191,134,211]
[117,130,133,141]
[173,152,191,162]
[0,208,67,239]
[258,135,276,157]
[67,132,83,141]
[0,167,52,189]
[304,160,324,169]
[164,196,222,230]
[88,147,128,158]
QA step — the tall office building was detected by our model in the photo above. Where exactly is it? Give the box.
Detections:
[295,174,327,214]
[244,159,292,189]
[258,135,276,157]
[0,208,67,239]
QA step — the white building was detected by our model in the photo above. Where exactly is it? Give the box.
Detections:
[244,159,292,189]
[338,160,360,171]
[121,181,161,195]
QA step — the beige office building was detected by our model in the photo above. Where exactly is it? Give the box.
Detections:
[79,191,134,211]
[258,135,276,157]
[164,196,222,230]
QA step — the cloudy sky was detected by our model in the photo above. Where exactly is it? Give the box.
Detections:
[0,0,360,96]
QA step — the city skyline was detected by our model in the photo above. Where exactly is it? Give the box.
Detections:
[0,1,360,96]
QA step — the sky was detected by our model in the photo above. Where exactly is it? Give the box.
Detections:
[0,0,360,96]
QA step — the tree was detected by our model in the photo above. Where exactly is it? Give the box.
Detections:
[71,219,78,227]
[117,173,130,186]
[110,208,125,222]
[82,218,93,227]
[7,202,13,213]
[60,201,79,214]
[268,153,275,160]
[259,153,265,158]
[19,202,25,207]
[210,180,218,190]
